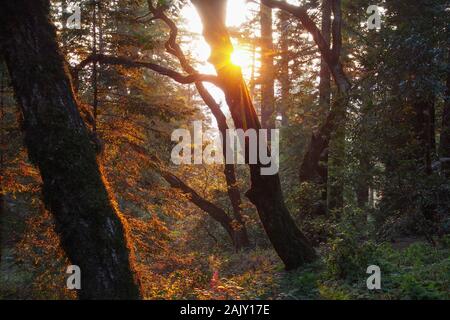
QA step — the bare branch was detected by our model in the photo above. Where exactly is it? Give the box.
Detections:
[72,54,222,87]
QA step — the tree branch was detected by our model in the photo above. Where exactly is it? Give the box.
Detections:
[72,54,222,87]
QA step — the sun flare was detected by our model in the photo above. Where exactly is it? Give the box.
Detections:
[230,47,253,69]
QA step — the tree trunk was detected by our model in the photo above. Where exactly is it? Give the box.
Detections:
[300,0,332,215]
[260,3,275,130]
[278,11,290,126]
[318,0,332,213]
[0,64,4,265]
[440,54,450,178]
[135,4,251,249]
[192,0,316,269]
[196,84,251,249]
[413,97,435,175]
[356,150,370,208]
[0,0,141,299]
[263,0,350,199]
[91,1,99,133]
[319,0,331,110]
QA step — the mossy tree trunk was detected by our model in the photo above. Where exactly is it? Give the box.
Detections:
[0,0,141,299]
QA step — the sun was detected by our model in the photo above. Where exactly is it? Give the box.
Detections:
[230,48,251,68]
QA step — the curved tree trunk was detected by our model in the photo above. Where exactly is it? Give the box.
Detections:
[192,0,316,269]
[0,0,141,299]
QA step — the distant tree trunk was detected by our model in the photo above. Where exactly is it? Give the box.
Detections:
[319,0,345,210]
[413,97,435,175]
[260,3,275,130]
[328,134,344,212]
[0,65,4,265]
[91,1,99,133]
[0,0,141,299]
[440,53,450,178]
[278,11,290,126]
[264,0,351,205]
[249,42,257,99]
[319,0,331,110]
[192,0,316,269]
[356,153,370,208]
[301,0,332,215]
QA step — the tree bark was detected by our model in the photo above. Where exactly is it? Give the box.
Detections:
[192,0,316,269]
[0,0,141,299]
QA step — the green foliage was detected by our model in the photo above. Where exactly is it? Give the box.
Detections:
[325,237,378,281]
[275,240,449,300]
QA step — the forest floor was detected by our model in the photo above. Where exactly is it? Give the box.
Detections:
[138,228,450,300]
[0,197,449,300]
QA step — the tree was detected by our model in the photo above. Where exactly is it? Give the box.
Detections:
[260,3,276,130]
[318,0,332,111]
[262,0,350,191]
[309,0,332,214]
[145,3,251,249]
[72,1,251,250]
[0,0,141,299]
[192,0,316,269]
[277,10,290,126]
[440,47,450,178]
[0,63,5,265]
